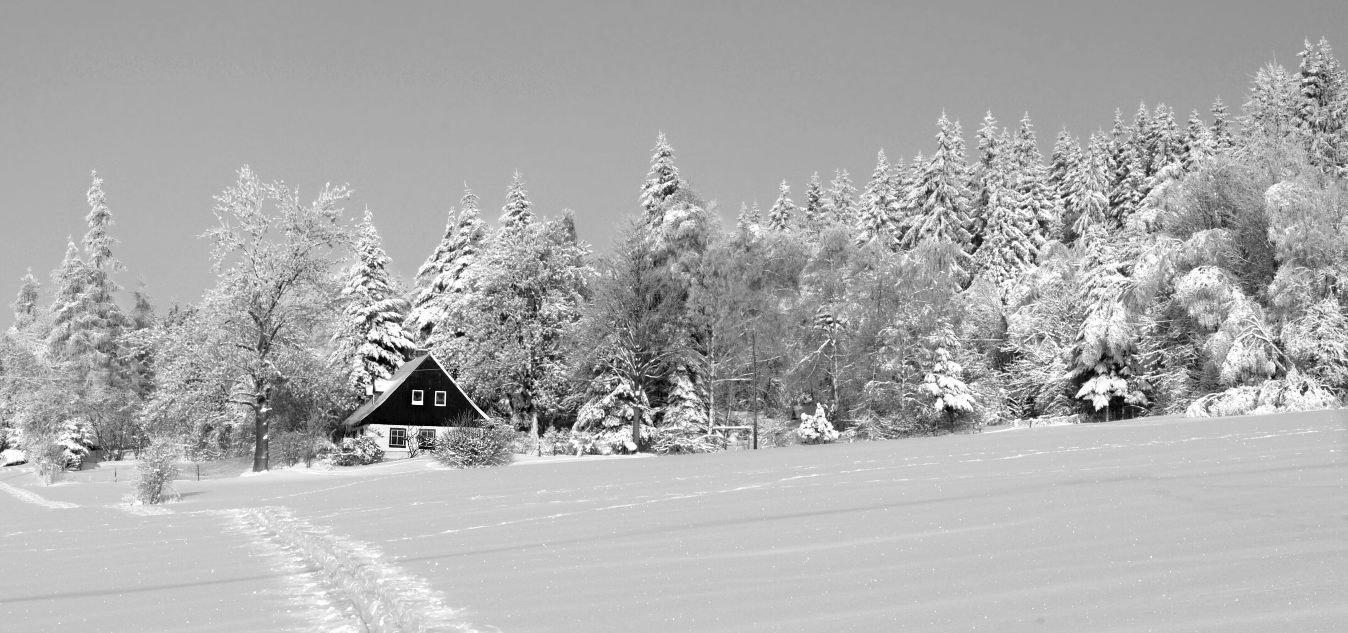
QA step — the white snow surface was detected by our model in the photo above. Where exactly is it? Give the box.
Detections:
[2,410,1346,632]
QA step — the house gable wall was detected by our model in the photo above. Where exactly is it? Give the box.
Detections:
[364,357,485,428]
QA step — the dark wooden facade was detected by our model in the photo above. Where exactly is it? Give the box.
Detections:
[341,354,488,429]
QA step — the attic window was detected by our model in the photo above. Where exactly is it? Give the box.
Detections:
[434,391,447,406]
[411,390,424,406]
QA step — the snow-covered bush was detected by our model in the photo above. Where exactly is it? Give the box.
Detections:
[272,430,331,468]
[136,441,180,505]
[55,418,94,470]
[1186,371,1340,417]
[796,407,839,444]
[330,435,384,466]
[539,426,572,456]
[432,425,514,468]
[32,441,67,485]
[649,426,726,455]
[569,425,651,455]
[1,448,26,466]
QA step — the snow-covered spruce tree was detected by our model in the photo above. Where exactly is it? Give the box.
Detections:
[971,175,1034,293]
[407,187,488,340]
[856,149,899,247]
[335,209,418,395]
[919,346,976,433]
[48,172,132,376]
[498,171,535,234]
[662,364,708,429]
[1130,102,1158,179]
[47,240,87,357]
[574,373,653,441]
[826,169,857,227]
[39,173,141,457]
[11,269,40,332]
[766,179,796,231]
[639,132,684,223]
[969,111,1008,252]
[1145,103,1183,177]
[1210,97,1235,153]
[1180,109,1215,171]
[1063,132,1111,242]
[802,172,826,231]
[1065,231,1150,419]
[1295,38,1347,173]
[901,114,974,277]
[1047,127,1082,239]
[1008,113,1057,252]
[1105,109,1143,226]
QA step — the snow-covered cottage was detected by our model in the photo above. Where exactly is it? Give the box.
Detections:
[341,354,488,455]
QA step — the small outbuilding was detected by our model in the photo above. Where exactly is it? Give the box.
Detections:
[340,353,489,455]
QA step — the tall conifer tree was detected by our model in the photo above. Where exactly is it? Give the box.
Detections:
[857,150,898,246]
[408,187,488,339]
[901,114,974,260]
[802,172,825,230]
[826,169,856,226]
[766,180,796,231]
[499,171,535,234]
[337,209,418,393]
[1210,97,1234,152]
[1009,113,1056,252]
[11,269,40,332]
[639,132,683,222]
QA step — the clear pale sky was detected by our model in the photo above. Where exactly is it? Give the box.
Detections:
[1,0,1345,313]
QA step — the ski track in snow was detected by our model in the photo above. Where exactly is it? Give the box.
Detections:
[0,480,78,509]
[220,506,488,633]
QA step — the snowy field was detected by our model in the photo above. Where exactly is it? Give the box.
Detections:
[3,410,1346,632]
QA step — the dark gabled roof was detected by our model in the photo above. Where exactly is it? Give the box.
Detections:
[340,353,488,428]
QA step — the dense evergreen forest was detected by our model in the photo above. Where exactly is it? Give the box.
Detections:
[3,38,1346,470]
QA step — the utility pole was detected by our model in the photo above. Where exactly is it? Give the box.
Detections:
[751,322,759,450]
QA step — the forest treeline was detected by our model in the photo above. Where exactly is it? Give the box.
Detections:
[2,38,1345,470]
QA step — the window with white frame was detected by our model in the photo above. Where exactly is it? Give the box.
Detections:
[389,427,408,448]
[411,390,424,405]
[417,428,436,448]
[434,391,447,406]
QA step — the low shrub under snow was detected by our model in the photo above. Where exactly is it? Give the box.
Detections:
[136,441,180,505]
[1185,372,1340,418]
[796,408,840,444]
[432,425,514,468]
[330,436,385,466]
